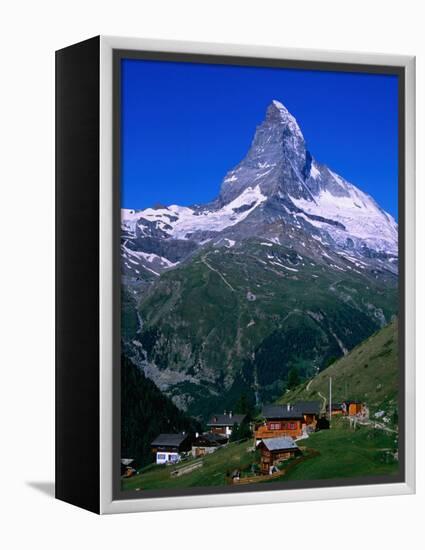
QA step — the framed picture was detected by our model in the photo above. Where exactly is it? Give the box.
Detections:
[55,36,415,514]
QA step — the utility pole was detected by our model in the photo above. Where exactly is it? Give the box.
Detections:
[329,376,332,427]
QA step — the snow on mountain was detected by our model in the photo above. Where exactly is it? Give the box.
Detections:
[122,184,267,240]
[121,239,181,279]
[122,99,398,269]
[214,98,398,258]
[291,169,398,254]
[218,99,307,205]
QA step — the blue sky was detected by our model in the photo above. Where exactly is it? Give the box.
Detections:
[121,58,399,219]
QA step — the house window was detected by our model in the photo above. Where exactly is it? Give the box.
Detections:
[289,423,296,430]
[270,423,280,430]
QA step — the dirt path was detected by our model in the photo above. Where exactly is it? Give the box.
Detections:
[202,254,235,292]
[358,419,397,434]
[317,390,327,413]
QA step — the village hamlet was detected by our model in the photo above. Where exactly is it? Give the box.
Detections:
[120,390,380,490]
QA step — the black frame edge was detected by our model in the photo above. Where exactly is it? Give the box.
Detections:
[55,35,101,514]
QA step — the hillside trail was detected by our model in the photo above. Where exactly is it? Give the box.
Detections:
[357,419,397,434]
[201,254,235,292]
[317,390,327,413]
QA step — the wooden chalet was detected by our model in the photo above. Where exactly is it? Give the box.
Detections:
[120,458,137,478]
[191,432,228,457]
[325,401,363,416]
[254,401,320,442]
[255,405,304,441]
[207,411,246,437]
[347,401,363,416]
[294,400,321,425]
[258,436,300,475]
[326,402,347,416]
[150,433,192,465]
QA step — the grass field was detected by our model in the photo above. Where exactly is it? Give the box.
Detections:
[122,418,399,492]
[122,438,258,491]
[274,417,399,482]
[278,319,399,420]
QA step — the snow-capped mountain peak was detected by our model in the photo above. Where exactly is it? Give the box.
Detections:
[122,99,398,280]
[266,99,304,139]
[219,100,308,204]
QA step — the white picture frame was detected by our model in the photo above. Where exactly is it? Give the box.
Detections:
[98,36,415,514]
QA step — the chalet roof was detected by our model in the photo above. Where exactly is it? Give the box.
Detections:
[294,400,321,415]
[261,436,299,452]
[261,401,320,419]
[193,432,228,446]
[151,433,189,447]
[261,405,303,420]
[326,402,344,410]
[207,413,246,427]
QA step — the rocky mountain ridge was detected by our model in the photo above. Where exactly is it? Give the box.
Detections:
[120,100,399,418]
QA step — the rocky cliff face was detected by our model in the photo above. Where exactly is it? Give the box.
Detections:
[219,100,308,204]
[120,100,398,419]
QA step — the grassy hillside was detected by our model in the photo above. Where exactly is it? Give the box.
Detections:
[122,439,257,491]
[122,417,399,492]
[121,355,200,466]
[133,239,398,418]
[278,319,399,419]
[268,417,399,482]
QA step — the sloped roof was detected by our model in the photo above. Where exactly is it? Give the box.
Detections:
[151,433,189,447]
[262,401,320,419]
[262,436,299,452]
[193,432,228,446]
[326,402,344,410]
[261,405,303,420]
[207,413,246,426]
[293,400,321,415]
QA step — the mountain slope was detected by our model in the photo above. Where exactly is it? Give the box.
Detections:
[278,319,399,419]
[121,100,399,418]
[125,238,397,417]
[121,355,200,465]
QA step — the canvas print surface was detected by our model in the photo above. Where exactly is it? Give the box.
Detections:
[119,57,400,493]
